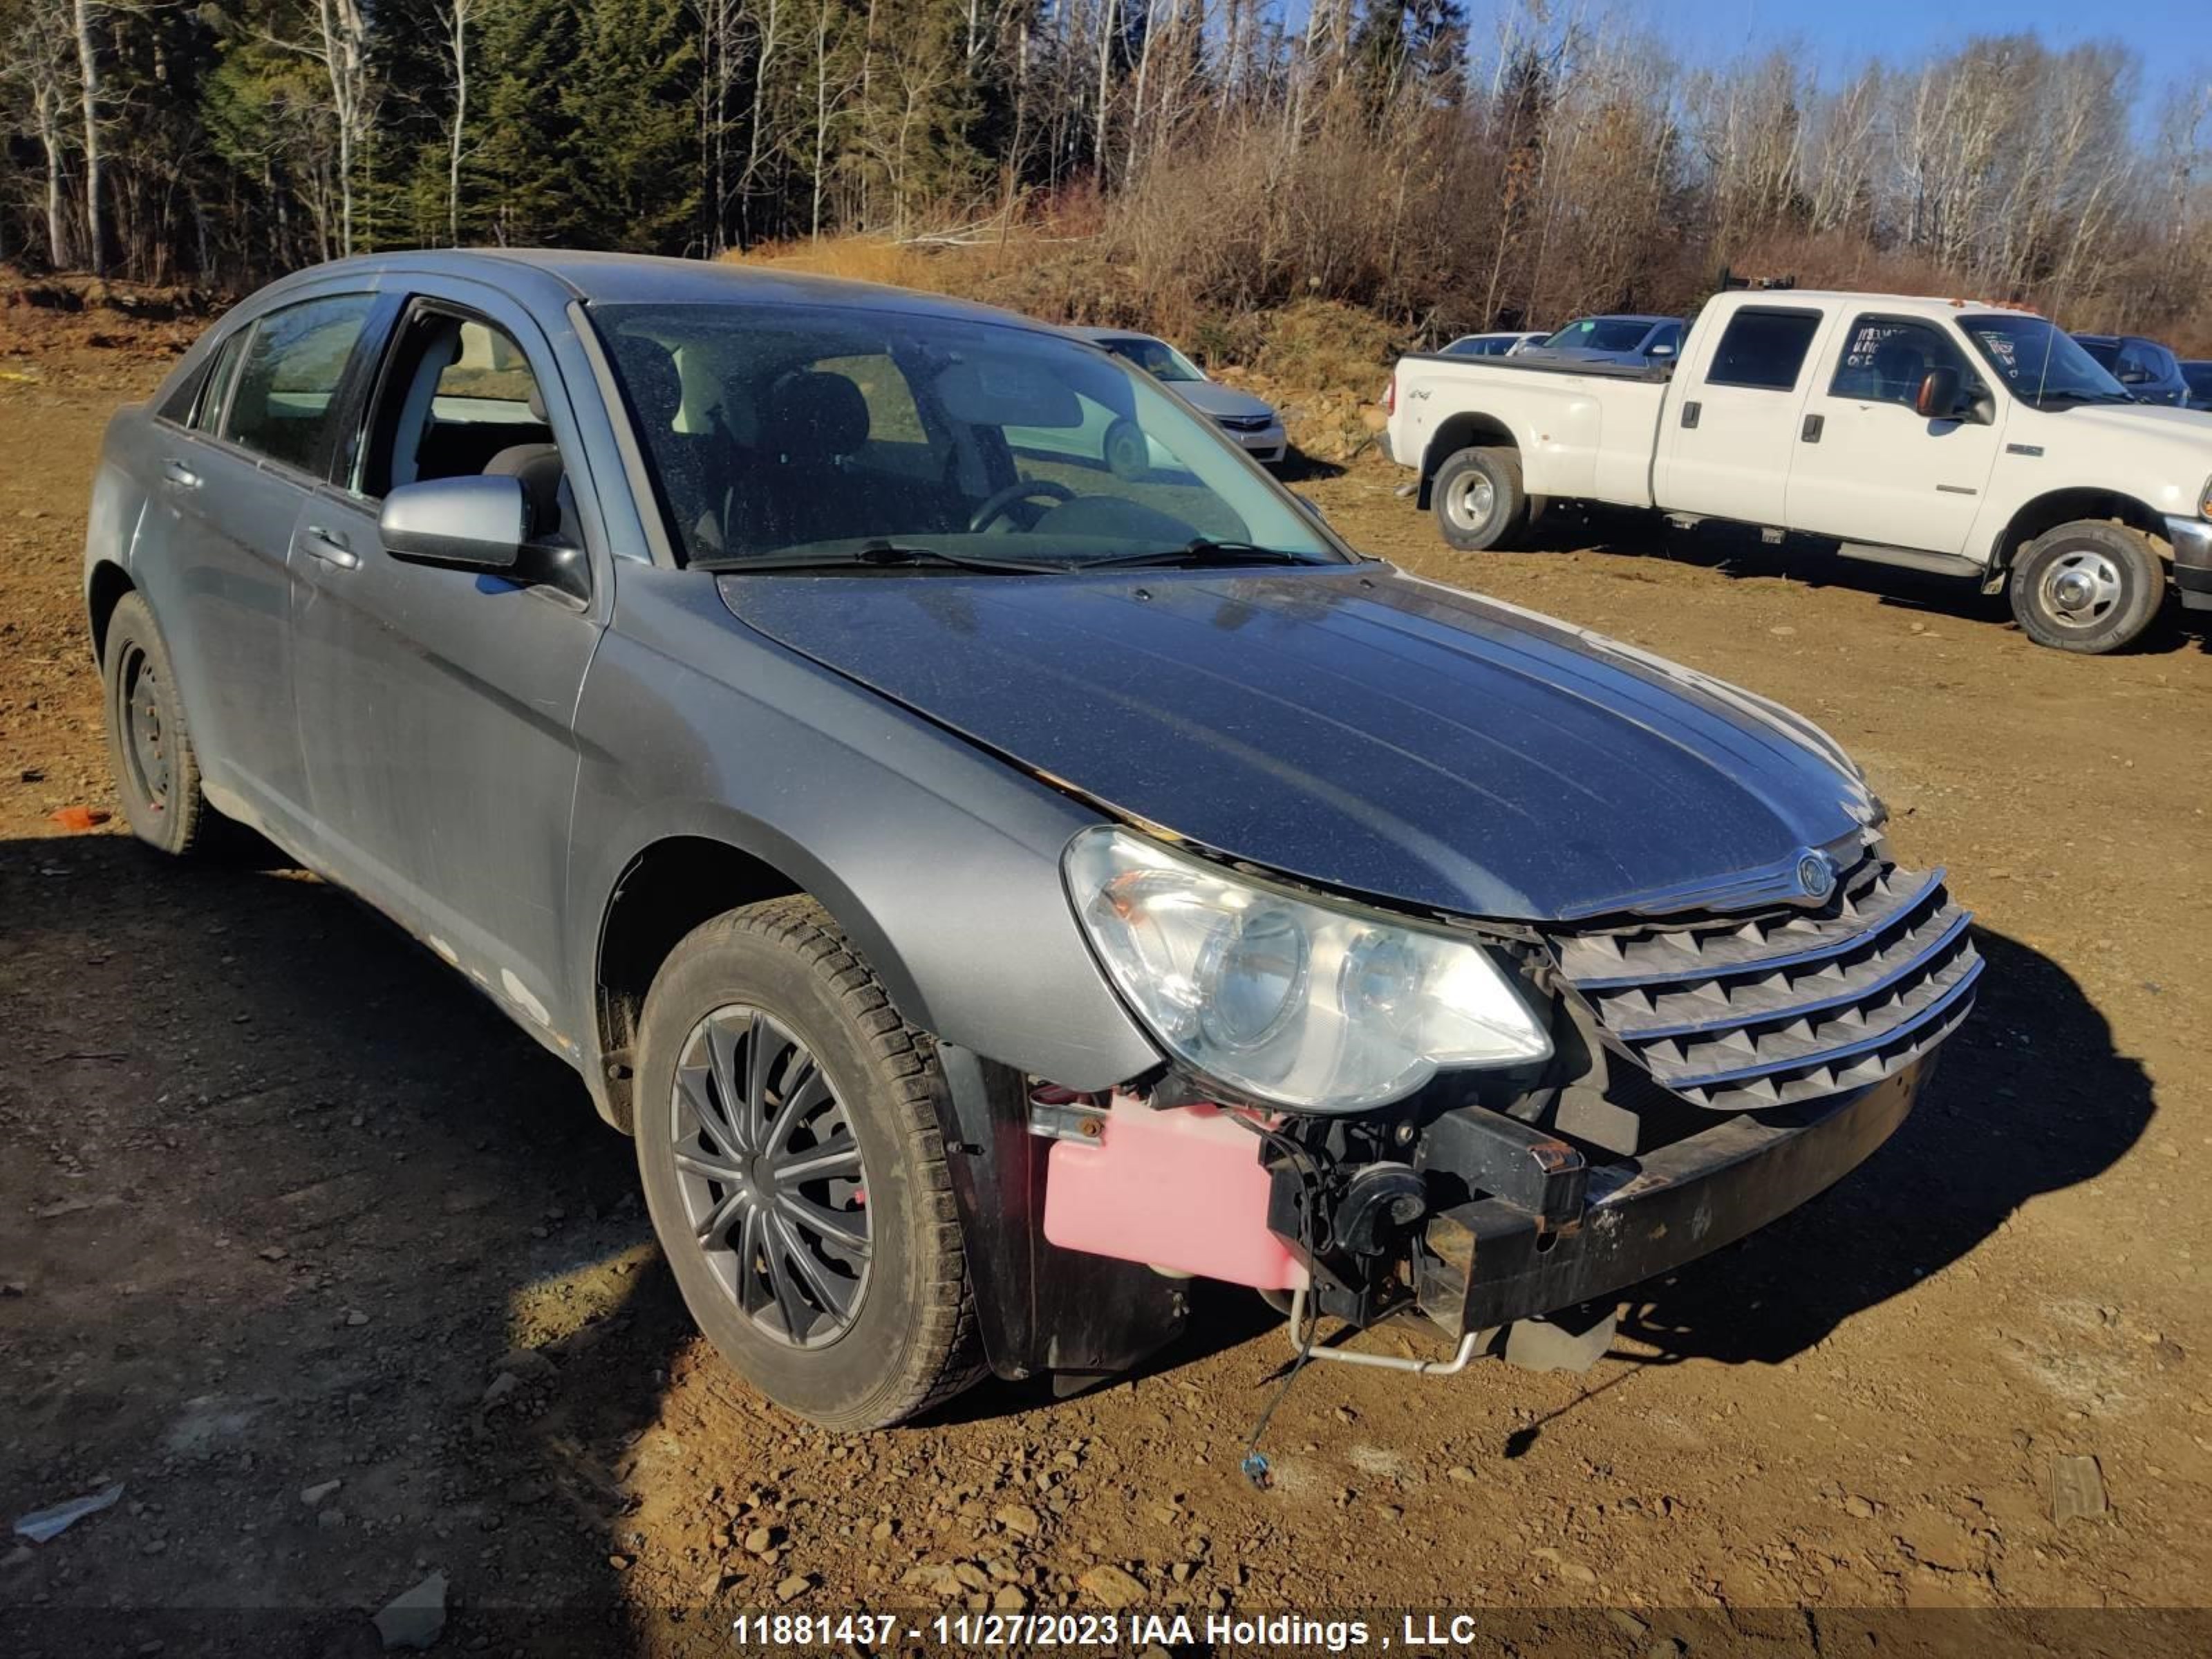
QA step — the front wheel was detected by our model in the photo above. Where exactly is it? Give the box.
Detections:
[633,896,984,1430]
[2008,521,2164,654]
[1432,445,1530,552]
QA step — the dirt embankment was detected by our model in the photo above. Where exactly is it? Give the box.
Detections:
[3,306,2210,1656]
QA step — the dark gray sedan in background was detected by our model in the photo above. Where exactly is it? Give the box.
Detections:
[85,250,1978,1430]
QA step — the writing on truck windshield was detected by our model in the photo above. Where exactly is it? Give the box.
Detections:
[1959,315,2134,408]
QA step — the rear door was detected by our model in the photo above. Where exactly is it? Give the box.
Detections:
[1656,303,1831,525]
[140,290,379,838]
[1786,313,2004,554]
[288,283,607,1040]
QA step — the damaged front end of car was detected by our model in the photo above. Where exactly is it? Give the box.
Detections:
[962,820,1980,1393]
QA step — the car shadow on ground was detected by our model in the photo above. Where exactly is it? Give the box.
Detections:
[0,833,693,1654]
[1539,506,2212,654]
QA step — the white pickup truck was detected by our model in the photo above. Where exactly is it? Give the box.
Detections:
[1381,288,2212,653]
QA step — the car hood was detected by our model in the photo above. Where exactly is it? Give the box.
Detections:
[1170,380,1277,422]
[2022,402,2212,509]
[718,565,1875,923]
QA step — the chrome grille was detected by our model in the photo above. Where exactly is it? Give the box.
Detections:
[1548,856,1981,1112]
[1216,414,1273,433]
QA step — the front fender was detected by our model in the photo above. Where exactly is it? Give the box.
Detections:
[567,569,1161,1092]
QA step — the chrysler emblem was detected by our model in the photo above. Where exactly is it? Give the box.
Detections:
[1795,850,1837,903]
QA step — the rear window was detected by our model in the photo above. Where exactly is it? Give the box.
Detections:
[1704,309,1822,391]
[223,293,377,473]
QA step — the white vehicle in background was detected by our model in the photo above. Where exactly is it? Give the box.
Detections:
[1440,330,1548,358]
[1380,288,2212,654]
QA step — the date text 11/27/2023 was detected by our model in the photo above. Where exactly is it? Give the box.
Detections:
[730,1612,1534,1652]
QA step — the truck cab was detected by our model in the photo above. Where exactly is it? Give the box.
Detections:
[1385,290,2212,654]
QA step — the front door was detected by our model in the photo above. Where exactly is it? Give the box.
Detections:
[1657,305,1831,527]
[1786,314,2005,554]
[289,290,605,1046]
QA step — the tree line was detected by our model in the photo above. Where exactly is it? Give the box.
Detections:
[3,0,2209,348]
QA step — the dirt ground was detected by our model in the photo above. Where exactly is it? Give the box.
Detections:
[3,319,2211,1658]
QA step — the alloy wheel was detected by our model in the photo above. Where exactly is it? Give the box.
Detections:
[668,1004,870,1347]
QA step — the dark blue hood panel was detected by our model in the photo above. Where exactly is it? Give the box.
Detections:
[718,565,1875,923]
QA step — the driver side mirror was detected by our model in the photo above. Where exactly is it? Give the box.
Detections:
[380,475,525,571]
[2117,366,2150,385]
[1915,367,1965,421]
[1648,341,1676,358]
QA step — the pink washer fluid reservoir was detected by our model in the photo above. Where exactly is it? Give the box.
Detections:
[1041,1093,1309,1291]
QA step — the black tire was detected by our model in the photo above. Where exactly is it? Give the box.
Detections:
[1431,445,1530,551]
[100,590,210,856]
[2009,521,2165,654]
[634,896,984,1430]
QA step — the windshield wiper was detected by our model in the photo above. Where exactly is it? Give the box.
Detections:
[701,540,1060,575]
[1078,538,1328,570]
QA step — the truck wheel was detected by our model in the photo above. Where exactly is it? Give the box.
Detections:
[100,591,211,856]
[633,895,984,1430]
[2009,521,2164,654]
[1432,446,1530,551]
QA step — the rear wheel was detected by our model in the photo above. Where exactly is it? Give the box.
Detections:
[2008,521,2164,654]
[1432,445,1530,551]
[100,591,209,856]
[633,896,984,1430]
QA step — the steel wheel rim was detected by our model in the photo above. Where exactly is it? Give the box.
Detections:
[118,644,171,814]
[669,1004,870,1347]
[2039,549,2122,629]
[1446,471,1496,532]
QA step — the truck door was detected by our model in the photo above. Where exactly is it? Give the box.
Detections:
[1657,305,1829,526]
[1785,314,2004,555]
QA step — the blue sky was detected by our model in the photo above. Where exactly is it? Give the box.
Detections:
[1510,0,2209,91]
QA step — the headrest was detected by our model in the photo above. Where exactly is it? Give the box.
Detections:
[619,343,684,431]
[770,371,871,459]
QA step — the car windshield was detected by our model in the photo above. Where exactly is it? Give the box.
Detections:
[1099,336,1206,383]
[590,301,1337,570]
[1541,317,1656,353]
[1959,315,2135,408]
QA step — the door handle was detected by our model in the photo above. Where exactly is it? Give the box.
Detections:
[1801,413,1824,443]
[1680,401,1701,429]
[161,458,202,489]
[301,525,361,570]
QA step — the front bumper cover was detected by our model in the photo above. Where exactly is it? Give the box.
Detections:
[1415,1057,1929,1335]
[2166,514,2212,612]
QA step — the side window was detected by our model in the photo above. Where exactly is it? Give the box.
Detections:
[1830,317,1976,408]
[178,328,250,433]
[1704,308,1822,392]
[366,312,552,497]
[223,293,377,472]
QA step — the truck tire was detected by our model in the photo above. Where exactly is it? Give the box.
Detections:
[633,895,985,1430]
[100,590,212,856]
[1432,446,1530,552]
[2008,521,2164,654]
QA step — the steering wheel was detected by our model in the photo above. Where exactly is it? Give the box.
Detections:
[968,478,1076,533]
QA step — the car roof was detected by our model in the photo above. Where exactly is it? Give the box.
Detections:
[1562,313,1676,326]
[244,247,1062,335]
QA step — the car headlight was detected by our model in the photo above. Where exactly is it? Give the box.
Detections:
[1063,827,1552,1112]
[2199,472,2212,520]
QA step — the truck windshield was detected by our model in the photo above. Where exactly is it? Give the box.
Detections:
[1959,316,2135,409]
[590,301,1338,570]
[1541,317,1658,353]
